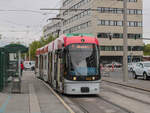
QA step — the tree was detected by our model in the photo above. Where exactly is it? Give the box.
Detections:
[144,44,150,56]
[29,35,56,60]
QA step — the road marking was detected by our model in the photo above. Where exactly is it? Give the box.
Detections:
[38,79,75,113]
[29,84,41,113]
[0,96,11,113]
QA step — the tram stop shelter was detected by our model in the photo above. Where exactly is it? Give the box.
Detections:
[2,44,28,93]
[0,47,8,91]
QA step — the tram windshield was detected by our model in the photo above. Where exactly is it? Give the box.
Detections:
[67,43,99,76]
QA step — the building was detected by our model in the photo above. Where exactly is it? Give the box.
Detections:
[43,14,62,39]
[44,0,143,63]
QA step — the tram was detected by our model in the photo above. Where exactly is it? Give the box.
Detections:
[36,33,101,95]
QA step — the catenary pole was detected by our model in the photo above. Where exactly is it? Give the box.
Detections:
[123,0,128,82]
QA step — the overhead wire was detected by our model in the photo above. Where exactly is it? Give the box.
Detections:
[0,9,56,15]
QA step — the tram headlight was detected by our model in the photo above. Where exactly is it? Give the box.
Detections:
[92,77,95,80]
[73,77,77,80]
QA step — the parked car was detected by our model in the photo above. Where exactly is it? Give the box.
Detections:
[132,61,150,80]
[23,61,35,71]
[112,62,122,68]
[104,62,122,68]
[128,62,137,72]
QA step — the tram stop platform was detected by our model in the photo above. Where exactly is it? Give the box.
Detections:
[0,71,70,113]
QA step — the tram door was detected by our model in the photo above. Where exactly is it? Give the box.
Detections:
[48,53,52,84]
[52,51,62,91]
[56,50,64,92]
[44,54,48,82]
[53,52,57,89]
[39,55,43,78]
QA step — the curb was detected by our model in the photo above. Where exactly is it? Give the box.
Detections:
[37,78,75,113]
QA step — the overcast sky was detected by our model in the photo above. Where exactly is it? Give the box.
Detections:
[0,0,61,46]
[0,0,150,47]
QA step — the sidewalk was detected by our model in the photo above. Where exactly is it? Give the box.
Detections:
[0,71,70,113]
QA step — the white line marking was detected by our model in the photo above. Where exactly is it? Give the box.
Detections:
[29,84,41,113]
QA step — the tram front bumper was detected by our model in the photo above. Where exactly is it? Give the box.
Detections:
[64,81,100,95]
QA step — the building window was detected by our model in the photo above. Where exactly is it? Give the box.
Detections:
[63,0,91,16]
[100,46,143,51]
[98,20,142,27]
[63,21,91,33]
[63,9,91,26]
[97,7,142,15]
[117,0,137,2]
[97,33,142,39]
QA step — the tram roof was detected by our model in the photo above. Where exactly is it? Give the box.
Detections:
[37,33,99,54]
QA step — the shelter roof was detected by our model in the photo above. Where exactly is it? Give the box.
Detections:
[4,44,28,53]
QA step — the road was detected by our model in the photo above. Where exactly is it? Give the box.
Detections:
[61,69,150,113]
[63,81,150,113]
[1,71,150,113]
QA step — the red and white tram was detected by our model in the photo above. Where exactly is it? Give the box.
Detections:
[36,33,101,95]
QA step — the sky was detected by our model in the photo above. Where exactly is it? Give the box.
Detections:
[0,0,150,47]
[0,0,61,47]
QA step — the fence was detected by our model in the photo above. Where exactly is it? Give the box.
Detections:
[101,65,122,77]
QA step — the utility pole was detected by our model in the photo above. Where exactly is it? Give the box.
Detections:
[26,26,30,61]
[29,44,31,61]
[123,0,128,82]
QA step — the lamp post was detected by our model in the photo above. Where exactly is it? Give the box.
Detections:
[26,26,30,61]
[123,0,128,82]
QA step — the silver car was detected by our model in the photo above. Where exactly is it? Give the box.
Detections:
[128,62,137,72]
[132,61,150,80]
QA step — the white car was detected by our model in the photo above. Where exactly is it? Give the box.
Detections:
[132,61,150,80]
[23,61,35,70]
[128,62,137,72]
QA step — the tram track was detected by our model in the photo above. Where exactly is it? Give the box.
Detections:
[102,80,150,104]
[66,81,150,113]
[40,78,132,113]
[40,77,150,113]
[100,80,150,113]
[68,95,130,113]
[103,87,150,105]
[68,98,90,113]
[96,95,133,113]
